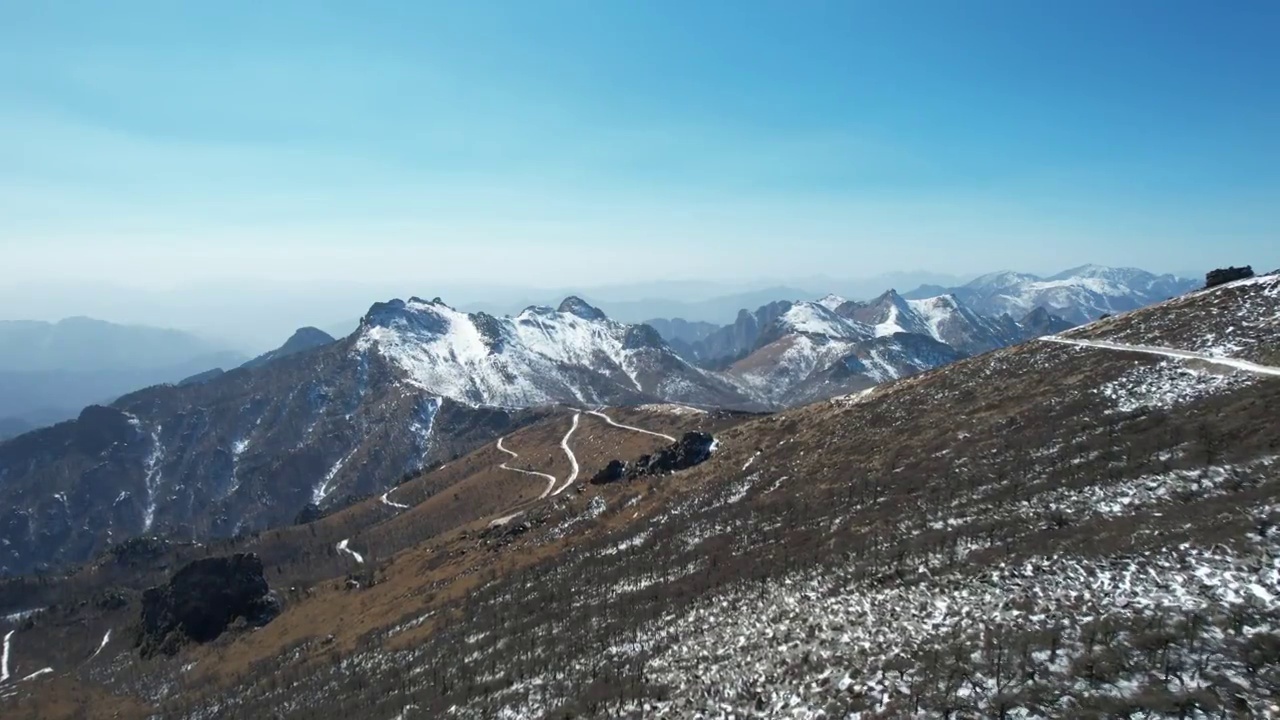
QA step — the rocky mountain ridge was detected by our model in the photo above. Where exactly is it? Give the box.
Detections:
[0,297,749,575]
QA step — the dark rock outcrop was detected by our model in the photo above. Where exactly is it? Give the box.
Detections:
[139,553,279,655]
[557,296,608,321]
[294,503,324,525]
[591,459,627,484]
[73,405,136,456]
[1205,266,1254,289]
[591,432,717,484]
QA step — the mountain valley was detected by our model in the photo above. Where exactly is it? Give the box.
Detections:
[0,269,1275,718]
[0,267,1205,578]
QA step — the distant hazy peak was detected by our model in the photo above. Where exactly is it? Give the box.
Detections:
[241,326,337,370]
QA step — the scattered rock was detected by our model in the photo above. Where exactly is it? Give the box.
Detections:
[591,432,717,484]
[592,460,627,484]
[94,590,129,611]
[110,536,171,567]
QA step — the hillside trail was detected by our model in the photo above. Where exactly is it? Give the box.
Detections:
[551,413,582,496]
[491,413,581,525]
[1042,336,1280,377]
[491,408,678,525]
[497,436,558,500]
[586,409,677,442]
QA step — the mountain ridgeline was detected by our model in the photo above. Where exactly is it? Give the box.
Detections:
[0,266,1195,577]
[0,269,1275,719]
[900,264,1198,324]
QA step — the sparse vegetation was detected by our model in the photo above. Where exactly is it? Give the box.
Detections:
[1,277,1278,719]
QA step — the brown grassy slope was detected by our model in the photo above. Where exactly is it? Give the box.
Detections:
[1067,272,1280,364]
[0,405,750,718]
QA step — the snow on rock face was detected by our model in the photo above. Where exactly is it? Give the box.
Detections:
[354,296,719,408]
[555,296,608,321]
[774,302,870,340]
[815,293,848,311]
[960,266,1198,325]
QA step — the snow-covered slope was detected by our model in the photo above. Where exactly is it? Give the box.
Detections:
[910,265,1199,325]
[834,290,1029,356]
[814,293,848,311]
[770,302,870,341]
[723,299,959,406]
[355,296,749,409]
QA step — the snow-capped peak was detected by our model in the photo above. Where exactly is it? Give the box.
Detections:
[775,302,870,340]
[355,296,737,409]
[815,293,848,311]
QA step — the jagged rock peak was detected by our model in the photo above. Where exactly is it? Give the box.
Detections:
[407,296,450,307]
[360,297,453,336]
[557,296,607,321]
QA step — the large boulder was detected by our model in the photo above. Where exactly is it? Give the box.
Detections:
[591,432,717,485]
[1205,266,1254,288]
[139,553,279,655]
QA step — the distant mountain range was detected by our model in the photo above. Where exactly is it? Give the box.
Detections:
[901,264,1197,325]
[0,264,1200,574]
[0,318,249,434]
[5,267,1276,719]
[647,290,1066,406]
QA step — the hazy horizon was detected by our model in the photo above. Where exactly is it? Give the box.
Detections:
[0,261,1245,353]
[3,2,1277,348]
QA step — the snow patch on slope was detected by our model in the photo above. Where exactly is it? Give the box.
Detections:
[1098,361,1255,413]
[777,303,867,340]
[141,425,165,531]
[815,293,848,311]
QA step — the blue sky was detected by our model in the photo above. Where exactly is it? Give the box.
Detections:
[1,0,1277,289]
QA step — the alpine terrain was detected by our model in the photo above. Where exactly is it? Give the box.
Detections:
[0,270,1276,719]
[0,296,747,575]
